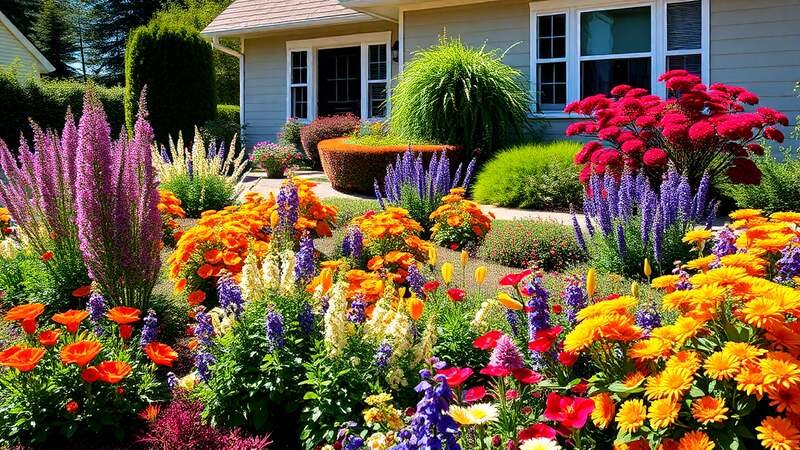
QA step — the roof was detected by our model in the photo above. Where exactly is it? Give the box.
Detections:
[0,11,55,73]
[202,0,379,37]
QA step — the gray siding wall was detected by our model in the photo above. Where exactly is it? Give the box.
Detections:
[0,22,46,79]
[243,21,398,145]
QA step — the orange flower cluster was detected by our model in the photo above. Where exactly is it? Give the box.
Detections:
[567,210,800,450]
[429,188,494,248]
[353,207,431,263]
[0,207,12,237]
[157,189,187,244]
[168,178,337,305]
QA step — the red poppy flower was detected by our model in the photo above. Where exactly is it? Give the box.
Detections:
[506,390,520,400]
[65,400,78,414]
[543,392,595,429]
[144,342,179,367]
[473,329,503,350]
[436,367,473,387]
[551,304,563,314]
[60,341,102,367]
[5,303,45,334]
[119,324,134,341]
[40,251,54,261]
[558,351,579,368]
[528,326,563,353]
[81,366,100,383]
[96,361,132,384]
[511,368,544,385]
[571,380,589,395]
[518,423,557,442]
[52,310,89,333]
[106,306,141,324]
[38,329,62,347]
[422,281,440,292]
[446,288,466,302]
[71,285,92,297]
[479,365,511,377]
[0,346,46,372]
[499,269,532,287]
[463,386,486,403]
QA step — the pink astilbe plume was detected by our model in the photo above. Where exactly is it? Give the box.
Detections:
[0,110,88,292]
[488,334,526,370]
[75,89,162,308]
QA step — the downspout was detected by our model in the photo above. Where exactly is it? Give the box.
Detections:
[210,36,245,131]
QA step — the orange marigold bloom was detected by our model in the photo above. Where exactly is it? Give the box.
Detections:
[742,297,786,329]
[52,309,89,333]
[757,416,800,450]
[648,398,680,429]
[685,255,718,272]
[38,329,62,347]
[666,350,701,374]
[766,385,800,415]
[106,306,141,324]
[96,360,132,384]
[645,367,693,401]
[187,290,207,305]
[174,278,188,294]
[615,399,647,433]
[691,396,729,424]
[591,392,616,429]
[144,342,179,367]
[139,404,161,422]
[628,338,671,362]
[677,431,715,450]
[623,371,647,388]
[703,351,741,380]
[760,352,800,389]
[736,362,768,399]
[61,341,102,367]
[71,285,92,297]
[197,264,214,279]
[0,346,46,372]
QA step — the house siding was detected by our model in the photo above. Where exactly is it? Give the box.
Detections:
[0,21,46,79]
[243,22,398,145]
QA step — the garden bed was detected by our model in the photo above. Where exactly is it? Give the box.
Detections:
[317,137,461,194]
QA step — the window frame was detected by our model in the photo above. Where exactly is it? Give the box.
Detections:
[286,31,393,123]
[366,43,390,119]
[534,12,569,112]
[287,48,311,120]
[529,0,709,118]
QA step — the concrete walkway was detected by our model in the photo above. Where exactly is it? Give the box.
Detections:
[241,170,582,224]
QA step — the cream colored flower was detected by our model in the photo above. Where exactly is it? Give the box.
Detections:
[520,438,561,450]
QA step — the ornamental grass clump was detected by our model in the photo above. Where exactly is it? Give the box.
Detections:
[375,150,475,230]
[154,129,248,217]
[0,110,90,302]
[75,93,162,309]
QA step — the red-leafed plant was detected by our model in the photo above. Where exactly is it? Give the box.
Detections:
[565,70,789,188]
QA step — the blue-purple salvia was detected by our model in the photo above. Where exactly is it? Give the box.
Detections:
[276,181,299,233]
[374,342,393,369]
[523,276,551,341]
[341,226,363,261]
[346,296,367,325]
[194,351,216,382]
[166,371,179,390]
[393,364,461,450]
[616,222,627,259]
[672,262,693,290]
[775,242,800,283]
[140,309,158,347]
[265,309,285,352]
[406,264,426,297]
[635,308,661,333]
[193,307,216,381]
[505,309,519,336]
[562,275,586,325]
[298,301,315,334]
[87,292,106,335]
[570,205,587,253]
[295,232,315,282]
[712,226,737,257]
[217,274,244,318]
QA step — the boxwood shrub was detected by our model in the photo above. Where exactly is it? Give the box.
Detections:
[299,114,360,166]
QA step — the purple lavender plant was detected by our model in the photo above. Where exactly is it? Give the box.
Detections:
[562,276,586,325]
[265,309,285,352]
[775,242,800,283]
[140,309,158,347]
[341,226,363,261]
[298,301,315,334]
[295,232,316,282]
[217,274,244,318]
[276,181,299,233]
[346,296,367,325]
[406,264,426,297]
[87,291,106,335]
[393,367,461,450]
[374,342,393,369]
[75,90,161,308]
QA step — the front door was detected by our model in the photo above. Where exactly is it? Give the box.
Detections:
[318,47,361,117]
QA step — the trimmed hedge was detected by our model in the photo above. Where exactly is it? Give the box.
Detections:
[318,138,461,195]
[477,219,586,271]
[299,114,360,166]
[473,141,583,211]
[0,68,124,145]
[125,22,216,145]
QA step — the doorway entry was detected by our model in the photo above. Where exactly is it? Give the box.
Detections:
[317,46,361,117]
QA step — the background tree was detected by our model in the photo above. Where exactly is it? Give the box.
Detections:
[2,0,42,37]
[31,0,77,78]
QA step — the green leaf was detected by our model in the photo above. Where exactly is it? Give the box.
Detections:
[303,392,320,400]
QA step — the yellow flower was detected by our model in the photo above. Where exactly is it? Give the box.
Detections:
[730,208,763,221]
[365,393,393,405]
[428,246,438,267]
[449,403,498,426]
[757,416,800,450]
[643,258,652,278]
[460,249,468,267]
[586,268,597,297]
[628,338,670,362]
[722,341,766,364]
[474,266,487,285]
[691,396,729,424]
[703,351,740,380]
[591,392,616,429]
[441,262,453,284]
[497,292,523,311]
[651,274,680,290]
[741,297,785,329]
[645,367,693,401]
[760,352,800,389]
[683,229,714,246]
[648,398,680,429]
[575,296,637,321]
[615,399,647,433]
[520,438,561,450]
[630,281,639,298]
[677,431,715,450]
[685,255,718,272]
[666,350,701,374]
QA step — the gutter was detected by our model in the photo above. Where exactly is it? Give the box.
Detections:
[209,37,246,131]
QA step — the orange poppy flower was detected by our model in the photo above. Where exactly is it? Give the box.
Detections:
[71,285,92,297]
[96,360,132,384]
[38,329,62,347]
[144,342,179,367]
[197,264,214,279]
[81,366,101,383]
[222,251,242,267]
[187,290,206,305]
[0,346,46,372]
[52,310,89,333]
[106,306,141,325]
[40,251,54,261]
[174,278,187,293]
[204,249,222,264]
[119,324,134,340]
[5,303,45,322]
[60,341,102,367]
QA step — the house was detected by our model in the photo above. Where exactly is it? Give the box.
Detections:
[0,10,55,79]
[202,0,800,146]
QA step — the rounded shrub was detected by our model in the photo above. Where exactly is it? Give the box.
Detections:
[725,146,800,214]
[125,22,216,145]
[477,219,586,271]
[390,37,532,159]
[318,138,461,195]
[299,114,360,166]
[473,141,583,211]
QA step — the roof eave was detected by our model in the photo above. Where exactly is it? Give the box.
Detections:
[0,11,56,73]
[202,13,381,38]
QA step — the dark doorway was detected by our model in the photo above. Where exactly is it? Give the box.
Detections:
[318,47,361,117]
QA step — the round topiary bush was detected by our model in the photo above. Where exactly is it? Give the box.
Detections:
[299,114,360,166]
[317,138,461,195]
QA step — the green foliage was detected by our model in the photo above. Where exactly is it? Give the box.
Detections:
[390,36,532,159]
[478,219,586,270]
[160,173,236,218]
[426,292,492,370]
[125,21,216,145]
[200,104,243,150]
[324,197,381,228]
[0,251,52,307]
[278,118,305,151]
[0,66,124,146]
[31,0,77,78]
[725,146,800,213]
[399,184,440,232]
[473,141,583,210]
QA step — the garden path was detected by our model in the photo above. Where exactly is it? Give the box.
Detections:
[241,170,580,225]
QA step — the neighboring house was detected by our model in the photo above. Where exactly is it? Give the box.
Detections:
[0,10,55,79]
[203,0,800,146]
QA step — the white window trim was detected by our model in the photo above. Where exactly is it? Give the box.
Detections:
[286,31,393,122]
[529,0,709,118]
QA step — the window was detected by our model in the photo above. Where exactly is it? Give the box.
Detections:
[290,50,309,119]
[530,0,708,114]
[367,44,388,118]
[535,14,567,111]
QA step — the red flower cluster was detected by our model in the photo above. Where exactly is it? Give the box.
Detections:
[566,70,789,186]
